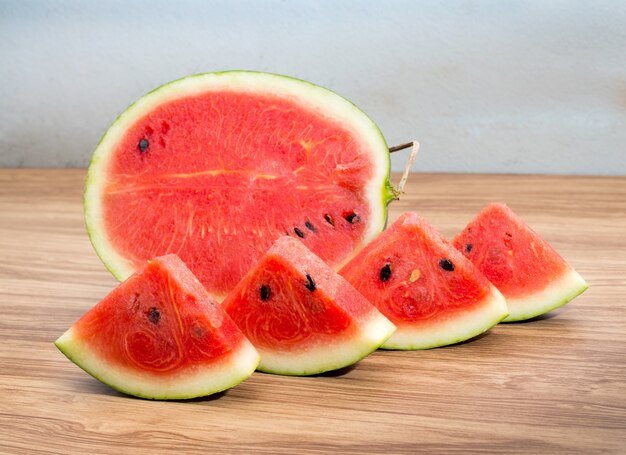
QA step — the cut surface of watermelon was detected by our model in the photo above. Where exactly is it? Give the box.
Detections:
[340,212,508,350]
[452,203,588,322]
[55,254,259,399]
[221,236,396,375]
[85,71,393,298]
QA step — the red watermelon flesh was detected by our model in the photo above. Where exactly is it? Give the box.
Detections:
[221,236,396,375]
[452,203,588,322]
[340,212,508,350]
[54,254,259,399]
[85,72,393,299]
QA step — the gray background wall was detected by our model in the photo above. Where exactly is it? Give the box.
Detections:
[1,0,625,174]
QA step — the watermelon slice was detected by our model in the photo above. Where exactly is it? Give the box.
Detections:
[55,254,259,400]
[340,212,509,350]
[452,203,588,322]
[221,236,396,375]
[85,71,395,299]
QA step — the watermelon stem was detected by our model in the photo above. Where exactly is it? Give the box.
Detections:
[389,141,420,197]
[388,142,413,153]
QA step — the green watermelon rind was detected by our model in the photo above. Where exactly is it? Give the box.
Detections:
[55,328,260,400]
[255,312,397,376]
[380,285,509,350]
[84,70,394,285]
[502,268,588,322]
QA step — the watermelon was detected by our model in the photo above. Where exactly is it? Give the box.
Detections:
[221,236,396,375]
[452,203,588,322]
[340,212,509,350]
[85,71,395,299]
[54,254,259,400]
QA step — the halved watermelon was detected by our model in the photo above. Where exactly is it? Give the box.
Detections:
[340,212,509,350]
[452,203,588,322]
[85,71,394,299]
[221,236,396,375]
[55,254,259,400]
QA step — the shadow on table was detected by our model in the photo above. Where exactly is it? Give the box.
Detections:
[74,376,230,402]
[503,309,563,324]
[450,330,491,347]
[308,364,357,377]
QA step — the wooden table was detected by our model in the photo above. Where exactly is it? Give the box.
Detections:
[1,170,624,454]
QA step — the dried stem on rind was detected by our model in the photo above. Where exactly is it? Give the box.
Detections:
[388,142,414,153]
[388,141,420,198]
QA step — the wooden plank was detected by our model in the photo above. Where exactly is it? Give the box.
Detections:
[0,169,624,454]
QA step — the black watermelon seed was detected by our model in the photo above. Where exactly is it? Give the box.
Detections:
[439,258,455,272]
[345,212,360,224]
[465,243,473,253]
[305,274,316,292]
[305,221,316,232]
[260,285,271,301]
[324,213,335,226]
[147,307,160,324]
[380,263,392,282]
[294,227,305,238]
[138,138,149,153]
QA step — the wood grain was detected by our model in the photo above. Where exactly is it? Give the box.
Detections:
[0,169,624,454]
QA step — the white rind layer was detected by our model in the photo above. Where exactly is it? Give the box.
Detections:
[85,71,391,283]
[55,328,260,400]
[381,286,509,350]
[256,311,396,375]
[503,267,588,322]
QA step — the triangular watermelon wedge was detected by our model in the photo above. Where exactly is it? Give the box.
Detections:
[221,236,396,375]
[452,203,588,322]
[340,212,509,350]
[55,255,259,400]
